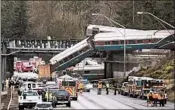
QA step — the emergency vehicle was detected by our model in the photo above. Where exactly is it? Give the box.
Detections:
[118,82,129,96]
[151,79,166,92]
[127,76,141,98]
[138,77,154,99]
[56,78,79,100]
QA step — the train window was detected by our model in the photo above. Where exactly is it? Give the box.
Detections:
[28,84,31,88]
[32,84,36,88]
[82,46,89,52]
[59,60,64,64]
[84,71,90,74]
[92,28,99,36]
[128,40,135,44]
[112,41,119,45]
[73,52,79,56]
[105,41,110,45]
[137,40,143,43]
[152,38,158,43]
[69,55,74,59]
[64,57,69,62]
[120,40,124,44]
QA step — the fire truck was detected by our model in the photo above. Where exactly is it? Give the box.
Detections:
[16,60,33,72]
[56,76,79,100]
[151,79,166,92]
[119,76,166,99]
[127,76,142,98]
[136,77,153,99]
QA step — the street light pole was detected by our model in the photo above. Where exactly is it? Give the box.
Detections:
[137,11,175,45]
[137,12,175,29]
[0,0,2,107]
[92,13,127,77]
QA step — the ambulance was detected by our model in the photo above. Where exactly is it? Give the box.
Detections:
[56,77,79,100]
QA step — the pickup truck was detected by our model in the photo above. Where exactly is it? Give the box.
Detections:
[18,90,42,110]
[81,80,93,92]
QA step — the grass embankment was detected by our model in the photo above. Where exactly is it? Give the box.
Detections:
[130,52,175,102]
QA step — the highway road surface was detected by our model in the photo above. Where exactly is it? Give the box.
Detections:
[9,88,174,110]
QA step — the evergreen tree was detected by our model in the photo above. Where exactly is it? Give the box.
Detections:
[1,1,28,39]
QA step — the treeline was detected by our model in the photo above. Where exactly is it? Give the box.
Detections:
[1,0,174,40]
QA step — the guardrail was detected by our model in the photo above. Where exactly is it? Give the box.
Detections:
[90,77,126,82]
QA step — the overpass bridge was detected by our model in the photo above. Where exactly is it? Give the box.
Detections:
[50,28,174,72]
[1,39,80,80]
[1,26,175,80]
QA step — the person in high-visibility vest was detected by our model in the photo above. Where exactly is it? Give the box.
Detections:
[6,78,9,90]
[164,91,167,104]
[152,91,158,106]
[78,82,84,95]
[45,91,53,101]
[158,92,164,107]
[97,81,102,95]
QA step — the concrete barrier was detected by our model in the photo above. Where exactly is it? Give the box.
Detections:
[1,91,7,96]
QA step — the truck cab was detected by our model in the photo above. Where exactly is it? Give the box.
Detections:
[57,78,79,100]
[18,90,42,110]
[139,77,153,99]
[18,81,38,95]
[118,82,129,96]
[80,79,93,92]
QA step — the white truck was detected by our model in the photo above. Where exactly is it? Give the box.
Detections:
[18,90,42,110]
[18,81,38,95]
[81,79,93,92]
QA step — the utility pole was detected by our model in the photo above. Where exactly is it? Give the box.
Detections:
[132,0,135,24]
[0,0,2,108]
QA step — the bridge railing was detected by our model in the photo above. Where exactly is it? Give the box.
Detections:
[6,39,81,49]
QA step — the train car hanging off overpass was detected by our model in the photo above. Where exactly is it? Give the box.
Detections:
[50,25,175,71]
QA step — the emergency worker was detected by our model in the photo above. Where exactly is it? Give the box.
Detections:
[164,91,167,104]
[45,91,52,102]
[158,92,164,107]
[2,80,5,91]
[97,81,102,95]
[152,91,158,106]
[147,91,153,107]
[44,91,49,101]
[78,81,84,95]
[6,78,9,89]
[105,82,109,95]
[113,82,117,95]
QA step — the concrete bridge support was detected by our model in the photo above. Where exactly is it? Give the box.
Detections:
[1,42,14,80]
[104,52,113,79]
[1,42,7,81]
[6,55,14,78]
[105,51,140,79]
